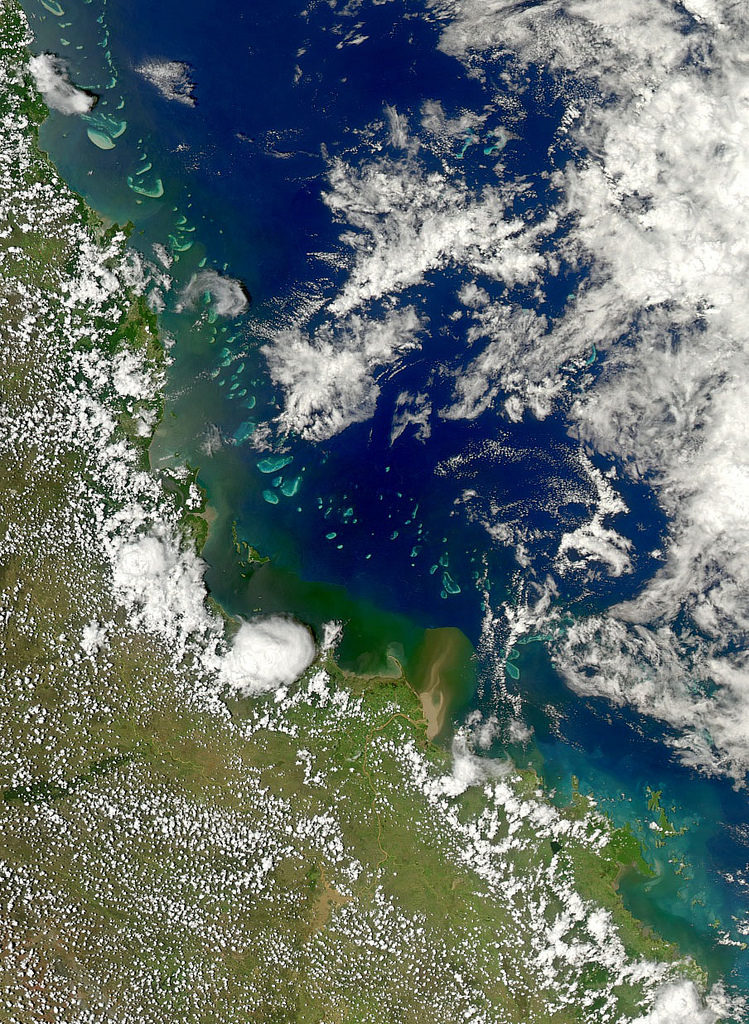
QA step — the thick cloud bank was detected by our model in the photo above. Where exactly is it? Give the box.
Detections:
[220,617,316,696]
[135,59,196,106]
[29,54,96,116]
[632,980,727,1024]
[323,155,553,316]
[110,528,214,659]
[179,270,250,318]
[424,0,749,781]
[255,0,749,779]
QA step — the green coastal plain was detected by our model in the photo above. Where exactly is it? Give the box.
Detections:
[0,1,717,1020]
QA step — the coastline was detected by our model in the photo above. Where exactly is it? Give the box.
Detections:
[0,1,738,1021]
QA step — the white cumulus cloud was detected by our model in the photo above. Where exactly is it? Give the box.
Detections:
[324,156,554,316]
[179,270,249,318]
[135,59,196,106]
[433,0,749,780]
[220,617,316,696]
[433,730,509,797]
[109,527,215,658]
[29,53,96,116]
[633,980,726,1024]
[263,307,422,441]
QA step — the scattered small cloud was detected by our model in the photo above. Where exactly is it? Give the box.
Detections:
[135,59,196,106]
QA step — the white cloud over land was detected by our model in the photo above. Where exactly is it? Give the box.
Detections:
[29,53,97,116]
[109,527,215,657]
[632,980,729,1024]
[220,617,316,696]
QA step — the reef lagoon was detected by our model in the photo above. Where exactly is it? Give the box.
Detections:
[20,0,749,1013]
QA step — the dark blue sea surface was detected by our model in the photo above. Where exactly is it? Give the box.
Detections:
[22,0,749,1008]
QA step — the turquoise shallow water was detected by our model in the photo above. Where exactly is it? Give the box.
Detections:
[20,0,749,1011]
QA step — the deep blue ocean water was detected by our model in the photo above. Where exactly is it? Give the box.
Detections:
[21,0,749,1009]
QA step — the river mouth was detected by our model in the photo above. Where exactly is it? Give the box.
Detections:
[18,0,749,1008]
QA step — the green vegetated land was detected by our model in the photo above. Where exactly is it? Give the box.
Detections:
[0,1,710,1021]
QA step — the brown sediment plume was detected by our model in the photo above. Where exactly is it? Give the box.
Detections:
[197,503,218,526]
[408,627,475,741]
[419,658,447,740]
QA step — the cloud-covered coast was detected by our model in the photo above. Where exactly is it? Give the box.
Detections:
[29,52,96,115]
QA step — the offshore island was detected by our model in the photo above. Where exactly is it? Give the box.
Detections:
[0,1,736,1021]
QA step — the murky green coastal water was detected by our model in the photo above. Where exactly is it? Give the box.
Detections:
[20,0,749,1011]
